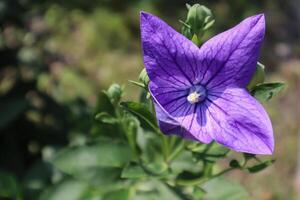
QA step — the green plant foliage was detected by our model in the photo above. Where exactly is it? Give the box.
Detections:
[52,140,133,172]
[246,159,275,173]
[121,101,158,131]
[0,170,22,199]
[0,98,27,129]
[202,177,249,200]
[251,82,285,102]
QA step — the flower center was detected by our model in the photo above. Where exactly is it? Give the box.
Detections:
[187,85,207,104]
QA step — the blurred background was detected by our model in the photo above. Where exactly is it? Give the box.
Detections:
[0,0,300,199]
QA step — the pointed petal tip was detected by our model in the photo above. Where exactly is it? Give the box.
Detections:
[140,11,152,20]
[255,13,265,23]
[250,13,265,25]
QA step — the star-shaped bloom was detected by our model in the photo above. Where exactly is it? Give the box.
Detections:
[140,11,274,154]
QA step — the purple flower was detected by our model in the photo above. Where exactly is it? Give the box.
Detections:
[140,11,274,155]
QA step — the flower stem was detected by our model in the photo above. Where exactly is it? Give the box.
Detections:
[176,167,235,186]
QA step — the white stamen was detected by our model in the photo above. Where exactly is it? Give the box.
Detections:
[187,92,201,104]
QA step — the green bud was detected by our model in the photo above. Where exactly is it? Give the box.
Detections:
[139,68,150,86]
[105,83,123,104]
[191,34,200,46]
[229,159,240,168]
[247,62,265,90]
[181,4,215,41]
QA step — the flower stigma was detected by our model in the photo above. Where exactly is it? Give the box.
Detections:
[187,85,207,104]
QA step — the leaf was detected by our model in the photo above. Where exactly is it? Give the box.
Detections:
[0,98,27,129]
[103,188,132,200]
[77,167,121,186]
[129,80,145,89]
[120,101,157,131]
[133,180,182,200]
[94,92,115,116]
[0,169,22,199]
[95,112,119,124]
[121,163,148,179]
[24,161,53,199]
[170,151,202,174]
[246,159,275,173]
[202,177,249,200]
[251,82,285,102]
[1,174,20,196]
[152,181,182,200]
[52,140,133,174]
[136,130,168,176]
[39,179,89,200]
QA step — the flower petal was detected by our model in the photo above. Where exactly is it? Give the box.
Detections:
[199,14,265,89]
[205,88,274,154]
[150,84,213,143]
[149,81,211,144]
[154,102,197,140]
[140,11,203,89]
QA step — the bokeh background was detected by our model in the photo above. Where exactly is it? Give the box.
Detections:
[0,0,300,199]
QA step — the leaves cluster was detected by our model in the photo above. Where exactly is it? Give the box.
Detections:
[14,79,278,200]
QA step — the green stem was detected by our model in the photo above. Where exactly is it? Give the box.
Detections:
[167,140,185,162]
[176,167,235,186]
[160,133,169,161]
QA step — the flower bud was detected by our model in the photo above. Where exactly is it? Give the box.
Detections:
[247,62,265,90]
[106,83,123,104]
[181,4,215,41]
[139,68,150,86]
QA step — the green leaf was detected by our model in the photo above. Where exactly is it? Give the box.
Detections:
[170,151,202,174]
[153,181,182,200]
[120,101,157,131]
[246,159,275,173]
[134,180,182,200]
[78,167,121,186]
[39,179,89,200]
[251,82,285,102]
[103,188,132,200]
[0,169,22,199]
[95,112,119,124]
[0,98,27,129]
[121,163,148,179]
[52,140,133,174]
[94,92,115,116]
[24,161,52,199]
[129,80,145,89]
[202,177,249,200]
